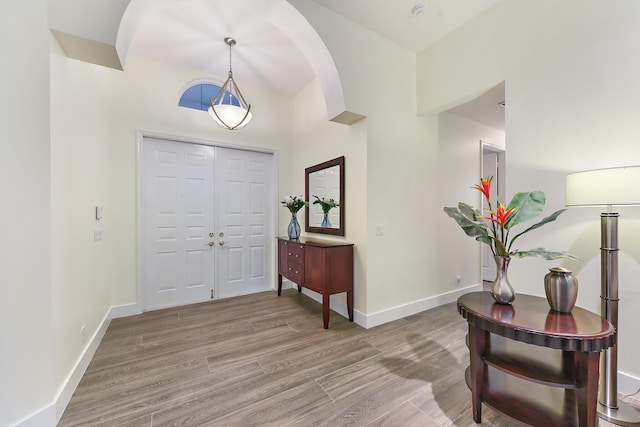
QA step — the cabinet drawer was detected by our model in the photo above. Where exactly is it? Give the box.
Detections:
[286,244,305,265]
[285,265,303,284]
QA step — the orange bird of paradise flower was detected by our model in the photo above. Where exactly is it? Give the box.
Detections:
[472,176,492,203]
[485,204,515,227]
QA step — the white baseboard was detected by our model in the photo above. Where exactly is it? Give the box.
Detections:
[13,403,55,427]
[362,284,482,329]
[293,281,482,329]
[15,309,113,427]
[54,310,112,423]
[110,302,142,319]
[620,371,640,397]
[52,305,140,424]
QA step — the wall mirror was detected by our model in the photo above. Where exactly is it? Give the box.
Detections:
[305,156,345,236]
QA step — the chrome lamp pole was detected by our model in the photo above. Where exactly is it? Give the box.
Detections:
[566,166,640,426]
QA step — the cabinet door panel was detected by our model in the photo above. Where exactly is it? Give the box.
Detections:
[303,246,324,293]
[278,240,288,276]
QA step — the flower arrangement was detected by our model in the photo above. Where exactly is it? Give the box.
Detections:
[312,195,339,213]
[444,177,576,260]
[281,195,308,213]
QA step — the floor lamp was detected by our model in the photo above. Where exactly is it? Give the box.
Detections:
[566,166,640,426]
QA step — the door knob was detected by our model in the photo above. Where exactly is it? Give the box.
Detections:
[219,232,224,237]
[219,240,225,246]
[205,241,214,247]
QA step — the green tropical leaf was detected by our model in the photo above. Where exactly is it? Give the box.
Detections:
[508,209,567,249]
[511,247,578,260]
[505,191,546,229]
[475,234,493,247]
[493,239,509,257]
[444,205,488,238]
[445,182,574,262]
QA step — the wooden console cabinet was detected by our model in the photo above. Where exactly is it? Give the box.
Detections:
[277,237,354,329]
[458,292,616,427]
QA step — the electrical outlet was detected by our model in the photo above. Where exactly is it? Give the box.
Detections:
[456,275,462,284]
[94,228,103,242]
[81,325,86,342]
[375,225,384,236]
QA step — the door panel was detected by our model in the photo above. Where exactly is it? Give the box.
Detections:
[142,138,275,309]
[216,147,273,298]
[141,138,276,310]
[143,137,215,310]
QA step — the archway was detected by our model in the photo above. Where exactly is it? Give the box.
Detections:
[115,0,353,123]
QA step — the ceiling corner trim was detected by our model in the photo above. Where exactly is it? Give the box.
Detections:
[330,111,366,126]
[51,30,123,70]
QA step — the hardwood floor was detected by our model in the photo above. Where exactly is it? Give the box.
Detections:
[58,289,637,426]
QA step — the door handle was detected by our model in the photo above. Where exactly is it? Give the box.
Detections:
[219,240,225,246]
[205,241,214,247]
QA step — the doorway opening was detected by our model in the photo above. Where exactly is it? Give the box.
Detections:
[481,141,506,283]
[446,81,506,285]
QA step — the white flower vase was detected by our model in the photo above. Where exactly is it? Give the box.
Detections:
[321,212,331,227]
[287,211,301,239]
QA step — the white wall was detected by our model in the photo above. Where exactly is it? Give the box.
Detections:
[50,34,117,416]
[437,111,505,289]
[0,1,54,425]
[418,0,640,390]
[291,78,367,313]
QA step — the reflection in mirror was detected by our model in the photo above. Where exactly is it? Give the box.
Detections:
[309,166,340,227]
[305,156,345,236]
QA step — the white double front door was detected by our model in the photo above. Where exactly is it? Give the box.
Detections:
[142,137,275,310]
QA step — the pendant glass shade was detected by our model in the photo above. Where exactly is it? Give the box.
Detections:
[207,88,253,130]
[208,104,252,130]
[209,37,253,130]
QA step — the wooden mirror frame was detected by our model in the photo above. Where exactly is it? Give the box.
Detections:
[305,156,345,236]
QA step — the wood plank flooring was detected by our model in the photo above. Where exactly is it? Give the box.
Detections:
[58,289,637,426]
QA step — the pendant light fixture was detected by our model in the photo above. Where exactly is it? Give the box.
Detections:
[208,37,253,130]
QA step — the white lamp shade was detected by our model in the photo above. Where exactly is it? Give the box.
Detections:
[566,166,640,206]
[208,104,253,130]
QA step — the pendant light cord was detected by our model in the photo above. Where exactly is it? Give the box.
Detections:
[228,39,233,78]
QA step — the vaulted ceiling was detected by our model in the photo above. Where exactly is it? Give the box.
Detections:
[49,0,499,95]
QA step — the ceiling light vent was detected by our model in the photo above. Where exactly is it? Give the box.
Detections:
[412,3,427,16]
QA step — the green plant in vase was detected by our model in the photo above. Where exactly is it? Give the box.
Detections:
[444,177,576,303]
[281,195,307,239]
[313,195,339,227]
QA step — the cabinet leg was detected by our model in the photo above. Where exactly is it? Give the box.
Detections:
[277,274,282,296]
[575,351,600,427]
[298,285,302,292]
[468,324,487,423]
[347,290,354,322]
[322,294,330,329]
